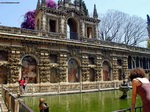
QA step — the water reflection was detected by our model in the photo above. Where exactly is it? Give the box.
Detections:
[23,90,142,112]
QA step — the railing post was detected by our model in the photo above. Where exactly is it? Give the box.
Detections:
[14,99,19,112]
[7,93,12,111]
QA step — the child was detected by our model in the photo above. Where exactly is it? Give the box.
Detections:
[39,98,49,112]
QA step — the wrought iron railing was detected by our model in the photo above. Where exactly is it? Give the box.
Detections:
[114,106,142,112]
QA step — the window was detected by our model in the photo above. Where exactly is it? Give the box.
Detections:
[49,19,56,32]
[49,54,57,63]
[87,27,92,38]
[117,59,122,66]
[0,51,8,61]
[89,56,94,65]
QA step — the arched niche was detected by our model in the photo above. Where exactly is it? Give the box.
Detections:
[0,66,7,84]
[128,56,132,69]
[102,61,111,81]
[89,68,96,81]
[67,18,78,40]
[50,68,58,83]
[21,56,38,83]
[118,69,123,80]
[68,58,80,83]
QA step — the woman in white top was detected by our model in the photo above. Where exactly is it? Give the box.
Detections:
[129,68,150,112]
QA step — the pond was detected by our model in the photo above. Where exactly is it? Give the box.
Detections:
[23,90,142,112]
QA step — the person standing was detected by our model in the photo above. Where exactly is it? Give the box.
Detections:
[39,98,49,112]
[18,77,25,94]
[129,67,150,112]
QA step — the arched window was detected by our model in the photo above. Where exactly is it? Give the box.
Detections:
[22,56,38,83]
[67,18,78,40]
[68,58,80,82]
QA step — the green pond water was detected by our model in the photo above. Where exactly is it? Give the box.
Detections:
[23,90,142,112]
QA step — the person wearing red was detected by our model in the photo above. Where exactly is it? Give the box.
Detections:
[18,77,25,94]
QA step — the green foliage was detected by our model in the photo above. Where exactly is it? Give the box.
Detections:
[147,39,150,48]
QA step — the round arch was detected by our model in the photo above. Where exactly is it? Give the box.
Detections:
[102,60,112,81]
[21,55,39,83]
[67,58,80,83]
[67,17,78,40]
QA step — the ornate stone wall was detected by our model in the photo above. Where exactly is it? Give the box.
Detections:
[81,54,89,81]
[0,0,150,86]
[8,50,21,83]
[58,52,68,82]
[39,52,50,82]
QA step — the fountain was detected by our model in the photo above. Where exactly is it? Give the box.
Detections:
[119,73,130,99]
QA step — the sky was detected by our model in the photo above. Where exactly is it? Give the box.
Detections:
[0,0,150,27]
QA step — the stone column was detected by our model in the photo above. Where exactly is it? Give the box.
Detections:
[58,53,67,82]
[39,52,50,83]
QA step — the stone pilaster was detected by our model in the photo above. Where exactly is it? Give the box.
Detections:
[122,57,128,79]
[8,50,21,83]
[112,57,118,80]
[95,56,102,81]
[81,54,89,81]
[58,53,67,82]
[39,52,50,82]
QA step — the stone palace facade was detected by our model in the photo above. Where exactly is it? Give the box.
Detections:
[0,0,150,85]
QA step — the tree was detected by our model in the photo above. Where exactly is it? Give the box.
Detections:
[147,39,150,48]
[21,0,57,29]
[99,10,148,47]
[21,10,35,29]
[147,15,150,48]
